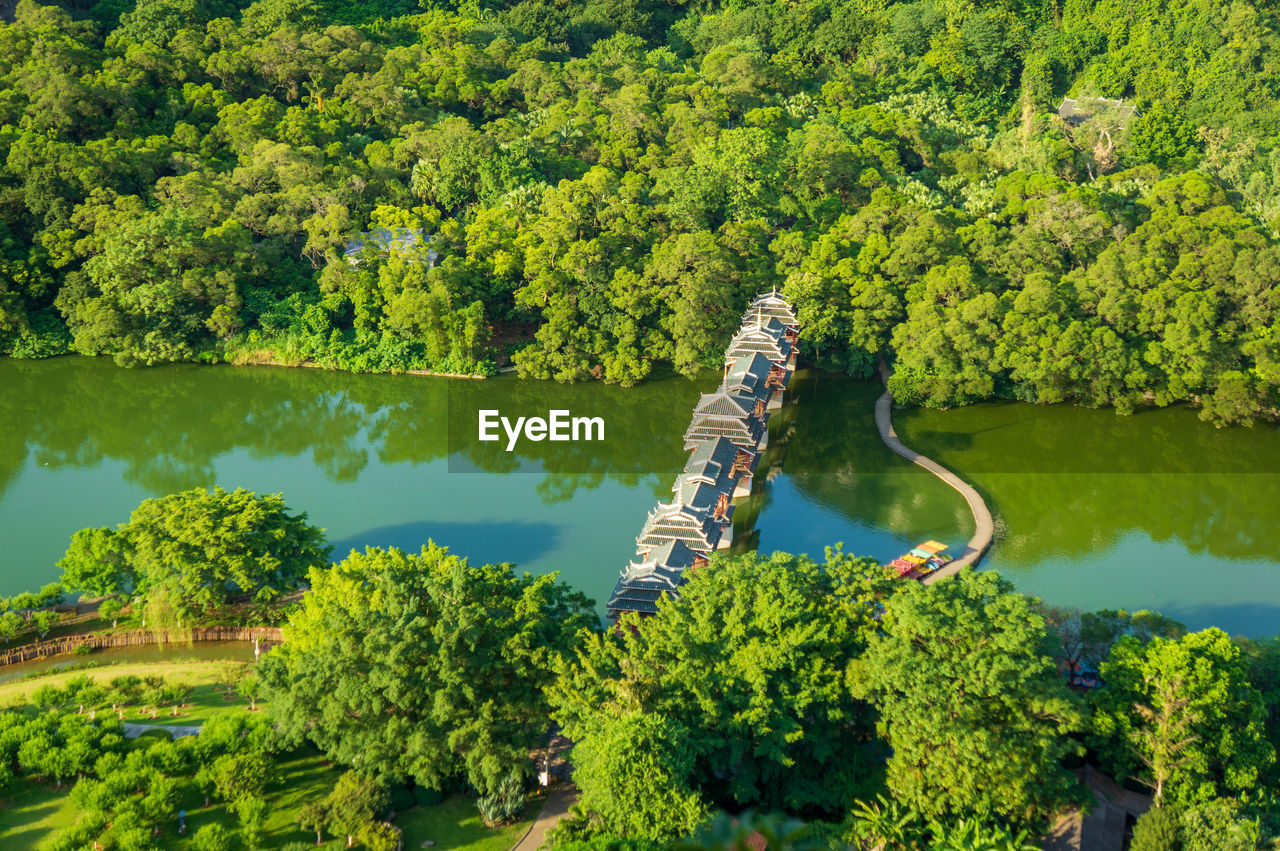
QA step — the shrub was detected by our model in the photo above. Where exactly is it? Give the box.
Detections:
[477,772,527,826]
[1131,806,1183,851]
[413,785,444,807]
[192,823,236,851]
[1180,801,1269,851]
[32,684,66,709]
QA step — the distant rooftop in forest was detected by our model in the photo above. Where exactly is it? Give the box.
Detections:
[343,227,439,265]
[1057,97,1139,126]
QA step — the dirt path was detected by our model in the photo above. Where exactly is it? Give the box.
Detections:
[874,361,995,582]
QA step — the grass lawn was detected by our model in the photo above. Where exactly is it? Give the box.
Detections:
[397,793,540,851]
[119,681,265,728]
[162,757,539,850]
[0,750,542,850]
[163,747,347,849]
[0,661,260,727]
[0,778,81,849]
[0,661,246,704]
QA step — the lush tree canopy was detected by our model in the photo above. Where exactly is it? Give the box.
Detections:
[850,569,1086,832]
[259,543,595,795]
[1089,628,1276,807]
[0,0,1277,420]
[57,486,329,613]
[549,548,895,838]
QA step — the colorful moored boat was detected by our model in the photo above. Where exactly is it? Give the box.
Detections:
[886,541,952,580]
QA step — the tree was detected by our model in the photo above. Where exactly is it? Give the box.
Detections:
[32,610,58,639]
[192,823,236,851]
[566,712,706,840]
[1240,636,1280,788]
[1090,629,1275,807]
[550,548,894,833]
[1135,680,1200,808]
[850,570,1085,831]
[116,0,229,45]
[236,796,268,851]
[58,529,132,598]
[1040,606,1185,671]
[1131,805,1183,851]
[209,750,276,805]
[67,206,261,365]
[59,487,329,616]
[298,800,331,846]
[37,582,65,608]
[358,822,402,851]
[325,771,389,848]
[0,611,24,641]
[99,597,128,629]
[260,544,594,794]
[1179,799,1276,851]
[237,671,262,711]
[1129,103,1198,168]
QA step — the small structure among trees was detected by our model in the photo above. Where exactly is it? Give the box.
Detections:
[343,227,439,266]
[1057,97,1139,126]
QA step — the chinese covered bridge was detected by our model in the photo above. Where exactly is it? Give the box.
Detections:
[606,291,799,621]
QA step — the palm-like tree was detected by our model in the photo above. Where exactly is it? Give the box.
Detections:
[552,119,584,154]
[848,796,914,850]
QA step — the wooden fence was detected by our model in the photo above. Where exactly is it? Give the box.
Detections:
[0,626,284,667]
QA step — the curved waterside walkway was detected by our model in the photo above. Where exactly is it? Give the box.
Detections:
[875,362,994,582]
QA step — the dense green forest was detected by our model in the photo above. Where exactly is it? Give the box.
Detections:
[1,0,1279,421]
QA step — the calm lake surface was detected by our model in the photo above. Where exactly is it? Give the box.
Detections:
[0,357,1276,635]
[0,358,957,618]
[897,401,1280,636]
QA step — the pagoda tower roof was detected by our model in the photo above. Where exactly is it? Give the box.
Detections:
[742,289,798,328]
[726,318,792,365]
[636,499,725,552]
[692,389,755,418]
[682,437,745,485]
[683,411,766,450]
[724,352,775,397]
[607,541,707,616]
[672,473,735,518]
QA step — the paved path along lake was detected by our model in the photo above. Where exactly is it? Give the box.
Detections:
[873,361,994,581]
[1,357,1276,634]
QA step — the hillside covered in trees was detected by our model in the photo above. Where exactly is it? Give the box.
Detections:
[1,0,1279,422]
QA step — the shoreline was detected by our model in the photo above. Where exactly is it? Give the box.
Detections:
[225,356,492,380]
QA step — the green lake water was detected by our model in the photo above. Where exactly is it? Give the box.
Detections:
[0,358,954,620]
[0,357,1276,635]
[896,401,1280,636]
